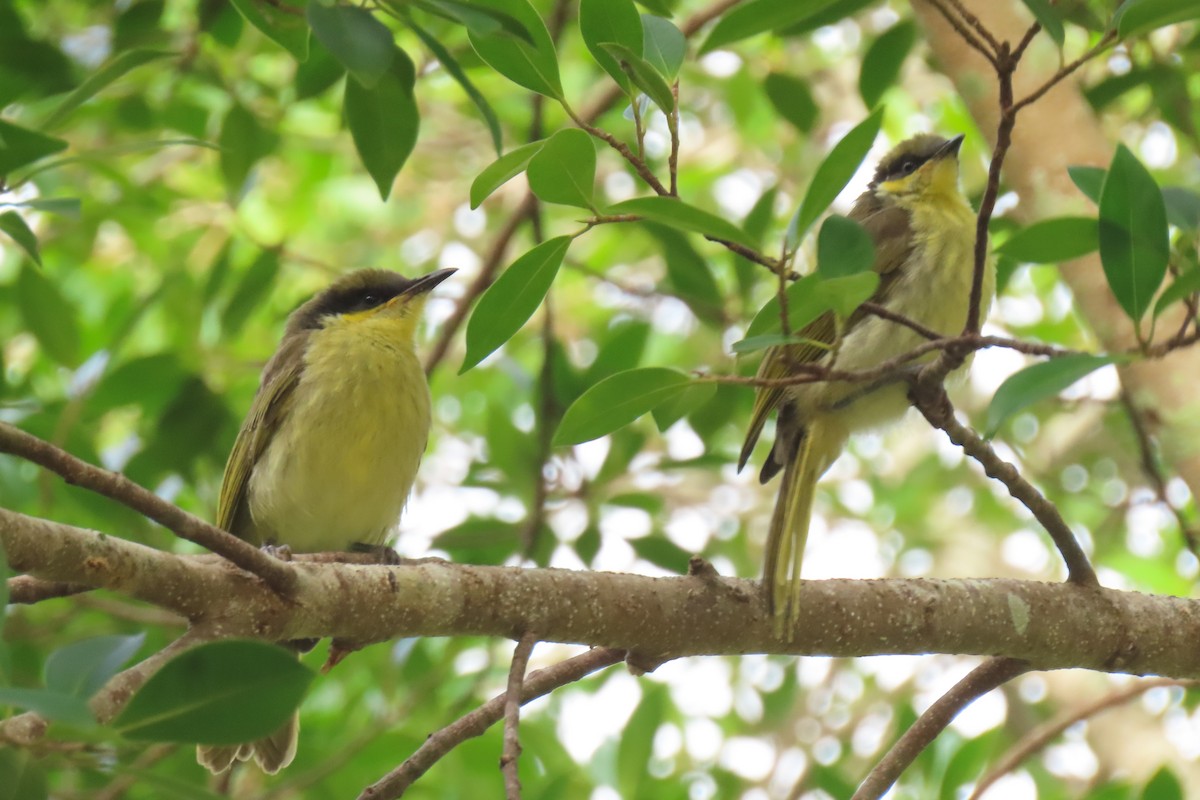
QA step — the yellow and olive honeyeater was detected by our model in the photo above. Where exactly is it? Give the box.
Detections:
[740,134,993,631]
[197,267,454,775]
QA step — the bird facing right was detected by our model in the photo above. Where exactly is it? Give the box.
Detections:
[741,133,994,631]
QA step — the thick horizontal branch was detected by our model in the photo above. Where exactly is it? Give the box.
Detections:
[6,509,1200,679]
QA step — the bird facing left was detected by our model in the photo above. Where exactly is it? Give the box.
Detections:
[197,266,455,775]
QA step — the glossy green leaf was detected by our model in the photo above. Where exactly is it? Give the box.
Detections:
[17,263,81,367]
[1153,268,1200,318]
[742,274,824,340]
[470,140,544,208]
[0,118,68,175]
[1140,766,1184,800]
[609,196,754,246]
[405,18,502,155]
[416,0,535,43]
[0,210,41,266]
[217,103,279,200]
[45,634,145,699]
[818,271,879,317]
[1068,165,1105,204]
[995,217,1099,263]
[580,0,643,92]
[230,0,310,60]
[651,381,717,430]
[294,39,345,100]
[645,222,723,322]
[1162,187,1200,230]
[113,640,313,744]
[599,43,675,113]
[816,214,874,278]
[858,21,916,108]
[42,49,174,131]
[461,236,572,372]
[0,687,93,726]
[1117,0,1200,38]
[984,354,1115,436]
[699,0,840,54]
[1098,145,1169,322]
[306,1,395,87]
[641,15,685,79]
[1019,0,1065,47]
[468,0,563,99]
[787,108,883,248]
[554,367,691,445]
[345,48,419,200]
[764,72,818,133]
[526,128,596,210]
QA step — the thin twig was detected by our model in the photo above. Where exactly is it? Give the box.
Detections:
[911,386,1100,587]
[501,633,539,799]
[1120,391,1200,556]
[851,658,1028,800]
[360,648,626,800]
[0,422,298,596]
[8,575,92,604]
[925,0,999,67]
[945,0,1002,54]
[667,82,680,197]
[969,677,1193,799]
[860,301,943,340]
[565,106,669,196]
[1011,30,1119,115]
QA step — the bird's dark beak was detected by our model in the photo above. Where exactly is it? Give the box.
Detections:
[401,268,457,298]
[936,134,965,160]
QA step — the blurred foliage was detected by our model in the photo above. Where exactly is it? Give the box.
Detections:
[2,0,1200,797]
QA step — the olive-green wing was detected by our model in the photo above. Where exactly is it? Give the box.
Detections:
[738,195,914,471]
[216,337,304,538]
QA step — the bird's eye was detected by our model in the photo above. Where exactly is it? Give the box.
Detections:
[898,158,919,176]
[359,293,378,308]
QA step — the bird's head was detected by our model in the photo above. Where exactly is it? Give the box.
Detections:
[870,133,965,203]
[287,267,456,341]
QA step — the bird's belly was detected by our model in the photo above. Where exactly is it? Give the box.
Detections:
[247,339,430,552]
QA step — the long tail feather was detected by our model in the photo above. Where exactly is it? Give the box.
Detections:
[197,714,298,775]
[762,424,820,638]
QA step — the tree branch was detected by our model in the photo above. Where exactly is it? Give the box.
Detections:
[501,633,538,799]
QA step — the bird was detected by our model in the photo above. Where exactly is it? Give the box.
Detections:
[197,266,454,774]
[740,133,992,632]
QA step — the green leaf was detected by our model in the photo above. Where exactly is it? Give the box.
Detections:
[222,249,281,335]
[10,197,82,218]
[306,1,395,87]
[584,319,652,384]
[404,19,502,155]
[787,108,883,248]
[1098,145,1169,322]
[1140,766,1184,800]
[17,263,81,367]
[764,72,818,133]
[1117,0,1200,38]
[416,0,535,43]
[984,354,1115,436]
[1068,165,1105,204]
[1162,187,1200,230]
[0,687,93,726]
[742,273,824,340]
[0,210,41,266]
[1153,267,1200,318]
[608,196,755,246]
[858,20,916,108]
[230,0,310,60]
[580,0,643,92]
[599,43,675,113]
[525,128,596,210]
[817,271,879,317]
[113,641,313,744]
[1019,0,1065,47]
[0,751,47,800]
[554,367,691,445]
[218,103,280,200]
[0,118,68,175]
[616,684,667,798]
[468,0,563,99]
[470,140,544,209]
[995,217,1100,263]
[651,381,717,430]
[345,47,419,200]
[44,634,145,699]
[641,15,685,79]
[644,222,723,322]
[461,236,572,372]
[294,39,345,100]
[699,0,840,54]
[42,49,175,131]
[816,214,874,278]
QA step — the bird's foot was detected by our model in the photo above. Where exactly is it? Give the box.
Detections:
[261,543,295,561]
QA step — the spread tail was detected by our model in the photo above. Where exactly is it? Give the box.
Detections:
[197,713,299,775]
[762,424,820,638]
